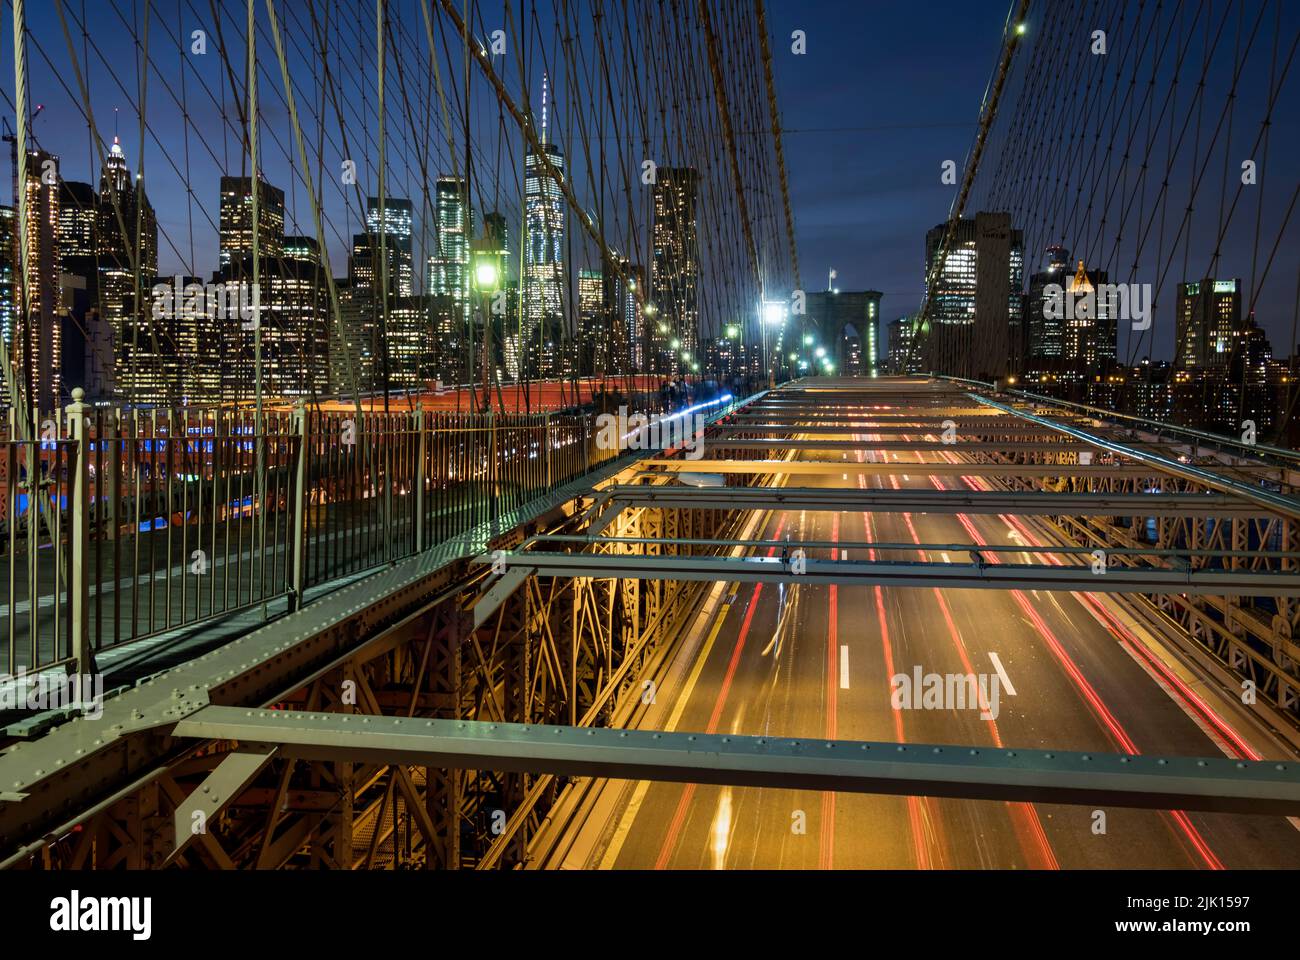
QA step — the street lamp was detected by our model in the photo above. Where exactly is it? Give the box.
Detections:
[815,346,826,359]
[760,300,787,386]
[803,333,814,346]
[472,239,503,293]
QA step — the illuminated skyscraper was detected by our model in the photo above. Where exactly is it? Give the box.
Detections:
[1176,278,1242,369]
[887,315,924,374]
[598,253,643,376]
[8,149,64,409]
[58,181,97,260]
[1060,259,1116,376]
[218,175,284,269]
[577,268,603,374]
[426,177,472,317]
[652,166,699,363]
[1024,244,1071,364]
[0,207,15,385]
[99,139,159,403]
[220,239,330,401]
[923,212,1022,379]
[517,74,566,379]
[366,196,414,298]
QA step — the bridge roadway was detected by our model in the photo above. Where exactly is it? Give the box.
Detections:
[7,377,1300,869]
[555,385,1300,869]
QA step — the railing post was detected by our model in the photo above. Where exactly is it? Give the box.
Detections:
[545,413,553,490]
[489,412,499,534]
[65,388,93,675]
[289,400,308,612]
[414,402,426,552]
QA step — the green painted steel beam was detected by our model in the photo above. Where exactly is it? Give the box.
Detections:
[171,706,1300,816]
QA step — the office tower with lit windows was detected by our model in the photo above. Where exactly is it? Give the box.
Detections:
[652,166,699,362]
[353,197,414,304]
[1220,315,1274,433]
[57,179,111,399]
[383,296,435,391]
[350,196,414,393]
[7,149,65,410]
[58,181,97,260]
[365,196,414,298]
[219,239,330,401]
[923,212,1022,380]
[623,263,647,373]
[427,177,473,322]
[887,315,924,374]
[1024,244,1071,365]
[0,207,15,387]
[577,268,603,374]
[99,139,160,403]
[599,254,644,376]
[519,78,566,379]
[332,278,373,394]
[1060,260,1117,376]
[1176,278,1242,370]
[218,176,284,269]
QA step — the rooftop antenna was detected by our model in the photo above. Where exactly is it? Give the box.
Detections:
[540,71,548,145]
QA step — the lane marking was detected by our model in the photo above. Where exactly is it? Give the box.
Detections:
[596,507,774,870]
[987,651,1017,697]
[840,644,850,690]
[654,518,789,869]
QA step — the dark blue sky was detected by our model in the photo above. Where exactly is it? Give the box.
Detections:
[763,0,1003,310]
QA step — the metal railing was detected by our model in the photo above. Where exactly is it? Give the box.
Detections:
[2,414,79,673]
[3,388,734,677]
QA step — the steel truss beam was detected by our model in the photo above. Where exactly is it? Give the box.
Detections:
[643,458,1282,479]
[972,393,1300,520]
[596,485,1265,517]
[476,552,1300,596]
[169,707,1300,816]
[711,433,1087,452]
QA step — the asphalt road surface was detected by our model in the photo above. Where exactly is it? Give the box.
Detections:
[584,422,1300,869]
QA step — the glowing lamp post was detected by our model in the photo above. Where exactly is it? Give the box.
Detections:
[470,241,504,415]
[760,300,788,385]
[472,247,502,293]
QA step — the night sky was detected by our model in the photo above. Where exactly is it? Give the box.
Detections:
[763,0,1004,309]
